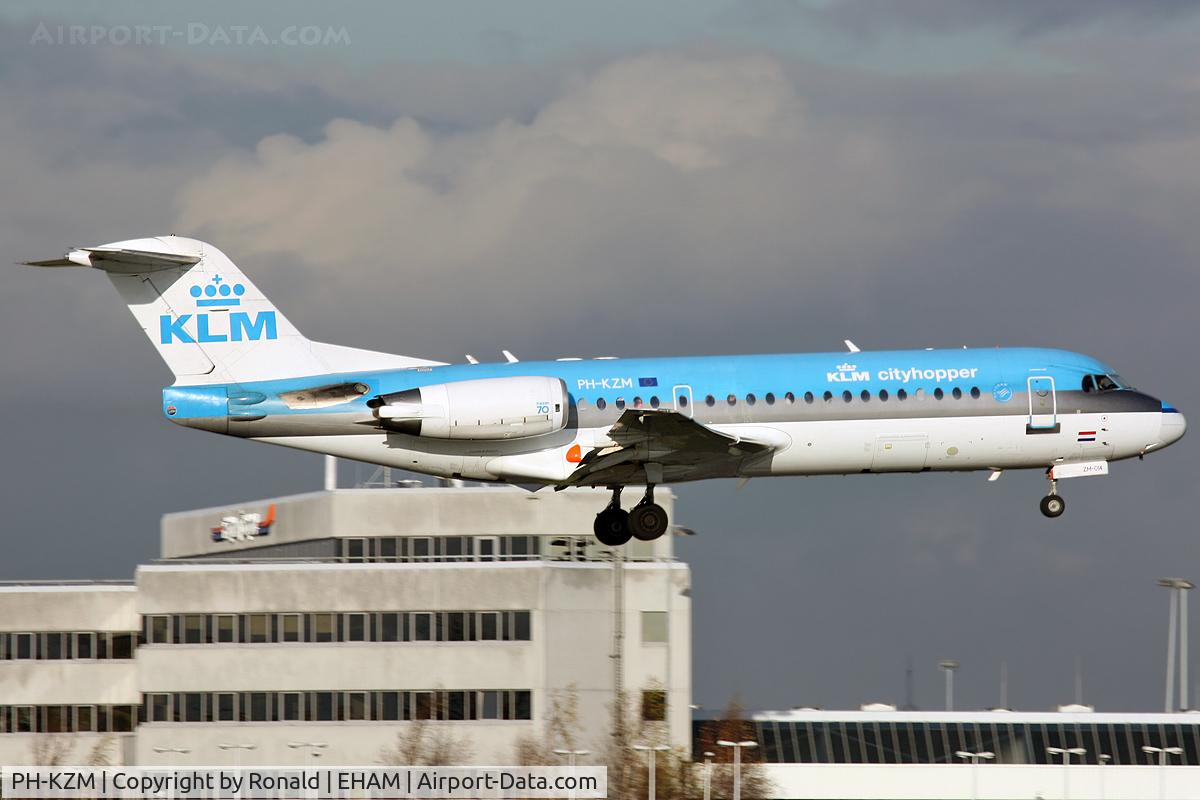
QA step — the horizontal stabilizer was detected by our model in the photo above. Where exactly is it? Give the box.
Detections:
[23,247,200,273]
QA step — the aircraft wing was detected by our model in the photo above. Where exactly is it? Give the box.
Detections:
[556,409,776,488]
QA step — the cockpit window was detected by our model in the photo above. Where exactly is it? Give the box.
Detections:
[1082,373,1128,393]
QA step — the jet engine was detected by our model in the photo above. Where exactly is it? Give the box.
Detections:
[367,376,568,440]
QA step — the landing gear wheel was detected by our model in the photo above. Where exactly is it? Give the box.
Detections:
[630,503,669,541]
[1040,495,1066,518]
[594,508,632,546]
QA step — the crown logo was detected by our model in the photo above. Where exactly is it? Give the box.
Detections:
[189,274,246,307]
[837,362,856,371]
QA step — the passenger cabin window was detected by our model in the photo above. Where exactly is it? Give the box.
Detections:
[649,396,660,408]
[705,395,716,406]
[615,398,626,410]
[765,393,775,405]
[860,390,870,402]
[897,389,907,400]
[934,388,944,400]
[879,389,889,401]
[746,394,756,405]
[970,387,980,399]
[727,394,737,405]
[952,387,962,399]
[802,392,812,404]
[842,391,852,403]
[823,391,833,402]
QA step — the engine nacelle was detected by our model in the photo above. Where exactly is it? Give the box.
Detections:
[369,376,568,440]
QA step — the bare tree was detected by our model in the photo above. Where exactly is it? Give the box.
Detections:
[513,684,583,766]
[31,736,74,766]
[693,698,773,800]
[379,692,474,766]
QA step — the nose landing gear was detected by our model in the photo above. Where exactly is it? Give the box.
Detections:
[592,485,671,546]
[1040,472,1066,518]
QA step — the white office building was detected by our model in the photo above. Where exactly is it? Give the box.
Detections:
[0,486,690,767]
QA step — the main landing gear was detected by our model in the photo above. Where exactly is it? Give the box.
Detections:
[593,486,670,546]
[1040,472,1066,518]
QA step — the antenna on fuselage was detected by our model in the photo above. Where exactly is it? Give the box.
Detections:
[844,339,861,353]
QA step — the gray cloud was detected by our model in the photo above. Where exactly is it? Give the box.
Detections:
[763,0,1200,39]
[2,14,1199,715]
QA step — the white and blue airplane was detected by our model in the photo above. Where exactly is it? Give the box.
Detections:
[27,236,1186,545]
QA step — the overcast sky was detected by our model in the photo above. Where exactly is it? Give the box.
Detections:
[2,1,1199,715]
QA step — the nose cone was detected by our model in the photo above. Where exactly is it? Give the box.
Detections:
[1160,404,1187,449]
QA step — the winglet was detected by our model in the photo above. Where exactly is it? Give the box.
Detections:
[844,339,861,353]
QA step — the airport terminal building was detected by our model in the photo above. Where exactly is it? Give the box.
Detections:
[0,486,690,767]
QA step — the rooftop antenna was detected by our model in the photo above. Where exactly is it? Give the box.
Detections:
[1074,655,1083,705]
[902,657,916,710]
[1000,661,1008,709]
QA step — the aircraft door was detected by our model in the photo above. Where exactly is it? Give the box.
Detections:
[1026,375,1060,433]
[673,385,694,418]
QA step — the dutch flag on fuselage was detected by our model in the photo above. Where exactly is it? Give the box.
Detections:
[1077,430,1097,442]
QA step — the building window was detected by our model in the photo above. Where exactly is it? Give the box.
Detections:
[412,613,433,642]
[148,616,171,644]
[311,692,335,722]
[43,632,66,660]
[250,694,274,723]
[445,612,467,642]
[379,692,401,721]
[409,537,433,561]
[279,614,302,643]
[378,538,398,562]
[345,613,368,642]
[345,692,369,721]
[641,611,668,643]
[73,632,95,660]
[215,693,237,723]
[310,613,335,643]
[215,614,237,643]
[379,613,401,642]
[477,690,501,724]
[246,614,270,644]
[412,692,435,720]
[514,691,532,720]
[512,611,531,641]
[641,690,666,721]
[148,694,170,723]
[280,693,303,722]
[183,615,205,644]
[111,633,135,659]
[479,612,500,641]
[75,705,96,733]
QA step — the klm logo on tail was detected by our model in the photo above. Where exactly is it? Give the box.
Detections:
[160,275,278,344]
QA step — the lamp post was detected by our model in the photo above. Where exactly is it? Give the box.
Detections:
[554,748,589,800]
[218,743,256,800]
[701,751,715,800]
[1045,746,1086,800]
[631,744,669,800]
[151,748,191,800]
[954,750,994,800]
[717,740,757,800]
[1158,578,1193,711]
[1142,746,1183,800]
[939,660,960,711]
[288,742,327,800]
